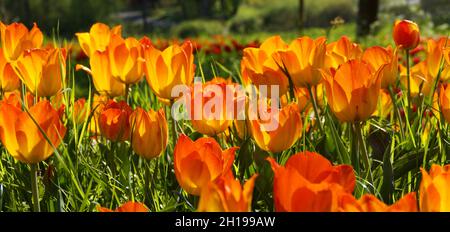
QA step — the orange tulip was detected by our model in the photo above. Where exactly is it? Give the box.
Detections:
[323,60,382,122]
[174,134,236,195]
[249,103,302,153]
[425,37,449,81]
[2,91,35,109]
[439,84,450,123]
[108,35,144,84]
[198,173,257,212]
[267,151,355,212]
[142,40,195,101]
[362,46,399,89]
[189,79,236,136]
[14,47,67,97]
[393,20,420,50]
[75,22,122,57]
[399,61,433,97]
[325,36,363,69]
[241,36,289,97]
[339,192,418,212]
[98,100,132,142]
[0,100,66,164]
[419,164,450,212]
[97,201,149,212]
[372,89,393,119]
[0,22,43,62]
[130,107,168,159]
[76,50,125,97]
[88,95,109,135]
[0,48,20,93]
[275,36,326,87]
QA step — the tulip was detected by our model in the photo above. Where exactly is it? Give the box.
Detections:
[339,192,418,212]
[0,48,20,93]
[2,91,35,109]
[72,98,88,125]
[420,164,450,212]
[174,134,236,195]
[189,78,236,136]
[362,46,399,89]
[275,36,326,88]
[393,20,420,50]
[323,60,382,122]
[426,38,450,81]
[97,201,149,212]
[75,22,122,57]
[98,100,132,142]
[130,107,168,159]
[399,61,433,97]
[88,95,109,135]
[108,35,144,84]
[0,22,43,62]
[249,103,302,153]
[76,50,125,97]
[241,36,289,97]
[267,151,355,212]
[198,173,257,212]
[14,47,67,97]
[325,36,363,69]
[439,84,450,123]
[372,89,393,119]
[142,40,195,101]
[0,100,66,164]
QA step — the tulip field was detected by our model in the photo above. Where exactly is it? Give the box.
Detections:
[0,19,450,213]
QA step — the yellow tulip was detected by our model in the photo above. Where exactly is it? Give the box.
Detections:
[108,35,144,84]
[275,36,326,87]
[75,22,122,57]
[0,22,43,62]
[323,60,382,122]
[0,100,66,164]
[130,107,168,159]
[399,61,433,97]
[249,103,302,153]
[14,47,67,97]
[143,40,195,101]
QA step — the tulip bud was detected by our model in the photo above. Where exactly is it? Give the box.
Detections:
[393,20,420,50]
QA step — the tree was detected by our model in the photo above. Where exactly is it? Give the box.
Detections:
[357,0,379,37]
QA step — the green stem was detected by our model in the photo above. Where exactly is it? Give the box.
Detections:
[307,85,324,134]
[125,84,130,104]
[387,86,405,140]
[354,122,374,193]
[405,50,412,119]
[170,100,178,142]
[30,163,40,212]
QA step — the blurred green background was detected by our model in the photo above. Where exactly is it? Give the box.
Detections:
[1,0,448,42]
